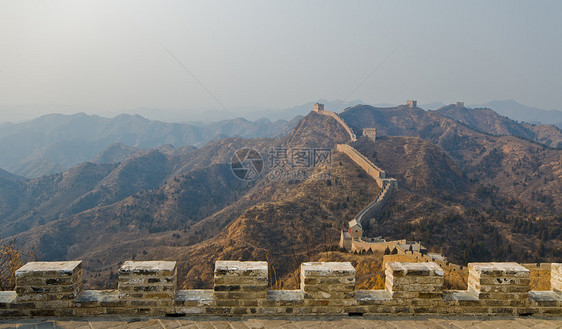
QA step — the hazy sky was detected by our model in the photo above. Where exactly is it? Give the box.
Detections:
[1,0,561,122]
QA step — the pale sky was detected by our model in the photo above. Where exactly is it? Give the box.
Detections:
[1,0,561,122]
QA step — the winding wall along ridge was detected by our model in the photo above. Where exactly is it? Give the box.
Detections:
[317,110,357,141]
[336,144,397,226]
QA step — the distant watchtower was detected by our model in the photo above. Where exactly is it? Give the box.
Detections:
[456,102,464,109]
[313,103,324,112]
[348,219,363,239]
[406,100,417,109]
[363,128,377,142]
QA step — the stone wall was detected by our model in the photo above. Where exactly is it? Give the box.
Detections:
[1,260,560,317]
[336,144,397,229]
[316,110,357,141]
[350,239,398,253]
[522,263,552,290]
[335,144,387,188]
[353,182,394,225]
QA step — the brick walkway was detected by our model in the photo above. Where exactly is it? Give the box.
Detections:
[0,316,561,329]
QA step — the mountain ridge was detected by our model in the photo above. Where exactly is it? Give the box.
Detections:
[0,113,297,178]
[1,105,560,289]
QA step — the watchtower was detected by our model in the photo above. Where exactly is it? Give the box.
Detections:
[456,101,464,109]
[362,128,377,142]
[406,100,417,109]
[313,103,324,112]
[348,219,363,239]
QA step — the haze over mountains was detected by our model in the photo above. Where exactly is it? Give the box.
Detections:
[0,100,560,289]
[1,99,561,180]
[0,113,298,178]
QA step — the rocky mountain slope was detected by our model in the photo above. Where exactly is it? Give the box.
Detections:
[435,104,562,148]
[341,104,562,213]
[1,106,560,289]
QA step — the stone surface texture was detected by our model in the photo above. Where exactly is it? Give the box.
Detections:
[1,315,561,328]
[1,260,562,318]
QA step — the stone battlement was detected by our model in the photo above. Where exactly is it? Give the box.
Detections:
[336,143,397,225]
[1,260,561,318]
[313,104,357,141]
[335,144,388,188]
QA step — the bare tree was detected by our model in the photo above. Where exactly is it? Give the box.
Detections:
[0,238,35,290]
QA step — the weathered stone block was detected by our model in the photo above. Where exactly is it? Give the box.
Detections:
[118,261,176,303]
[116,261,176,314]
[301,262,355,286]
[468,262,530,300]
[214,291,266,300]
[300,262,355,278]
[174,290,213,307]
[214,261,268,277]
[0,291,16,304]
[300,262,355,306]
[119,261,176,276]
[529,291,562,308]
[385,262,443,299]
[4,259,562,317]
[302,284,355,293]
[469,262,530,277]
[15,261,82,304]
[16,261,82,279]
[213,261,268,304]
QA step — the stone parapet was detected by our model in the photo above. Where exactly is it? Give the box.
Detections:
[13,261,82,316]
[1,260,561,317]
[385,262,444,300]
[117,261,177,314]
[316,110,357,141]
[300,262,356,312]
[468,262,530,304]
[212,261,268,315]
[336,143,397,228]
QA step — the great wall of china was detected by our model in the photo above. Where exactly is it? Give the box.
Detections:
[313,103,357,141]
[0,260,560,317]
[314,103,397,226]
[2,103,560,318]
[313,103,418,255]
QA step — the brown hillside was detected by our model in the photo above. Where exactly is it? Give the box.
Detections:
[435,104,562,148]
[1,109,560,290]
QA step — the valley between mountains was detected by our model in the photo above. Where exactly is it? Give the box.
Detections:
[0,104,560,289]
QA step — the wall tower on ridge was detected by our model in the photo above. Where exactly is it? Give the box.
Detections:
[363,128,377,142]
[313,103,324,112]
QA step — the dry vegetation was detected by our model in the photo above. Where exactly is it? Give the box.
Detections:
[1,107,559,291]
[0,238,35,290]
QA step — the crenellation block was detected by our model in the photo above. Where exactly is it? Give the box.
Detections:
[15,261,82,305]
[300,262,355,307]
[213,261,268,307]
[4,260,562,317]
[300,262,356,278]
[468,263,530,301]
[117,261,176,314]
[119,261,176,276]
[385,262,443,300]
[214,261,268,277]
